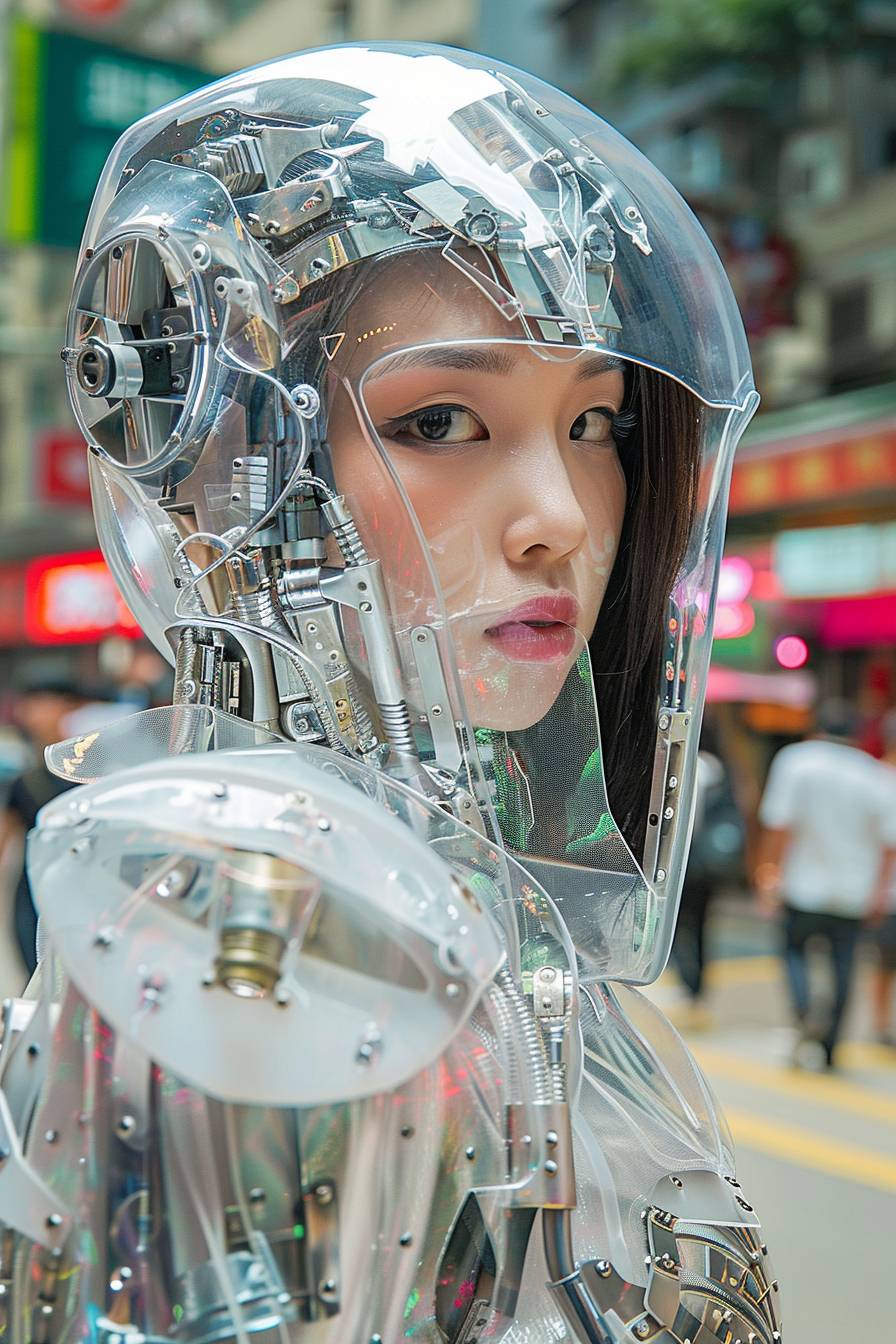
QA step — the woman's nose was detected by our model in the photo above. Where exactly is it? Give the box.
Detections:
[499,446,589,567]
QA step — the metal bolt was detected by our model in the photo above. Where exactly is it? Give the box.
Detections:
[359,601,372,613]
[595,1259,611,1277]
[465,1145,475,1160]
[319,1278,338,1297]
[249,1187,266,1204]
[46,1214,63,1229]
[667,775,678,790]
[399,1232,412,1247]
[538,967,557,982]
[400,1125,414,1139]
[633,1322,650,1340]
[275,988,291,1008]
[116,1115,136,1138]
[318,817,331,832]
[663,806,674,821]
[44,1129,59,1144]
[94,927,115,949]
[315,1182,335,1206]
[659,713,671,731]
[544,1159,558,1175]
[546,1130,558,1146]
[445,983,461,999]
[656,868,667,882]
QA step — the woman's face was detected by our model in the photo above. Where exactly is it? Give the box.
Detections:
[326,254,627,731]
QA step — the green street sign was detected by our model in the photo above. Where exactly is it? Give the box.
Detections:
[4,20,210,248]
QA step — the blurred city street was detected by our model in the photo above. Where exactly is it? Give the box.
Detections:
[0,0,894,1338]
[648,897,894,1344]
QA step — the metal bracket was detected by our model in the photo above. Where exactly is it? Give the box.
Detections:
[410,625,462,774]
[642,709,692,887]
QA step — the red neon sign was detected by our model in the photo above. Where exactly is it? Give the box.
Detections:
[24,549,140,645]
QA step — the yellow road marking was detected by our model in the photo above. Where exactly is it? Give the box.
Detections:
[691,1043,896,1127]
[838,1041,896,1072]
[725,1106,896,1195]
[705,955,780,989]
[660,954,780,992]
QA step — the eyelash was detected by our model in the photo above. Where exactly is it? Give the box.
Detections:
[384,403,638,447]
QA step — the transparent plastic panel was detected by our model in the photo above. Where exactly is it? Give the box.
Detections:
[30,748,505,1106]
[45,703,283,784]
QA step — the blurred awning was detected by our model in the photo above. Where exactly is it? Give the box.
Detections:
[730,382,896,516]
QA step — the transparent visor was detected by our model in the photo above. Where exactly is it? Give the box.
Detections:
[334,334,753,984]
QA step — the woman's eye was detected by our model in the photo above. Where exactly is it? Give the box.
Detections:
[387,405,488,445]
[570,408,616,443]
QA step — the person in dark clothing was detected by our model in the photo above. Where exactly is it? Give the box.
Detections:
[1,683,82,975]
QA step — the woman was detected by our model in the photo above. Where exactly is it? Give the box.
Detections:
[22,41,780,1344]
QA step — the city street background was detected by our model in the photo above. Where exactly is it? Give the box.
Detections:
[2,1,896,1339]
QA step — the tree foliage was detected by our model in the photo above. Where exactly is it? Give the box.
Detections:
[613,0,861,87]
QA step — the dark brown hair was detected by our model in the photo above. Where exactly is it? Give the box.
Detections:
[589,366,702,858]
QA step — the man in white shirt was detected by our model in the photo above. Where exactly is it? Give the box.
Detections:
[756,701,896,1069]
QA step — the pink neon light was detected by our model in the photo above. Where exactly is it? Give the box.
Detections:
[714,601,755,639]
[775,635,809,669]
[718,556,754,604]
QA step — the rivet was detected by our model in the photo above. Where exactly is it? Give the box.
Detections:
[46,1213,63,1229]
[116,1115,136,1137]
[359,601,372,613]
[27,1043,40,1057]
[465,1145,475,1160]
[318,817,332,832]
[249,1187,266,1204]
[544,1159,558,1175]
[546,1130,558,1146]
[400,1125,415,1139]
[445,983,461,998]
[315,1183,335,1206]
[399,1232,412,1247]
[595,1259,611,1278]
[44,1130,59,1144]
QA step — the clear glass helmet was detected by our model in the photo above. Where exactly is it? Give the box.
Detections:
[63,42,758,986]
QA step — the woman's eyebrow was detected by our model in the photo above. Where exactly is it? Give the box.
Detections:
[367,346,517,380]
[572,353,626,382]
[366,346,626,382]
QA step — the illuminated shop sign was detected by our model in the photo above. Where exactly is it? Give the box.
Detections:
[774,522,896,598]
[24,550,140,644]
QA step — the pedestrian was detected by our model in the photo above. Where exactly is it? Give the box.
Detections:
[866,708,896,1047]
[0,679,83,977]
[755,700,896,1069]
[672,735,744,1025]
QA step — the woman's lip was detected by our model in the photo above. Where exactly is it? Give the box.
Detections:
[486,593,580,629]
[484,621,577,663]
